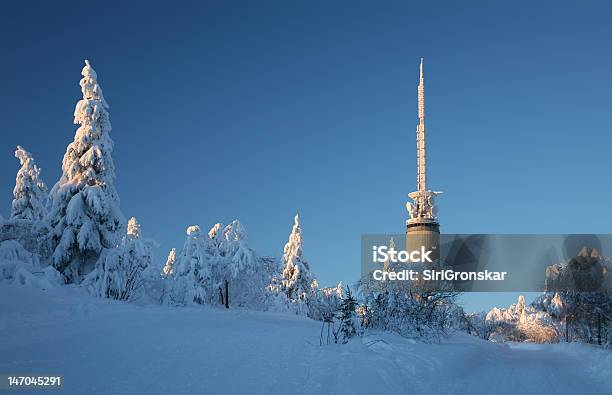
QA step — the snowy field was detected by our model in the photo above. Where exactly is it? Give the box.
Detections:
[0,284,610,395]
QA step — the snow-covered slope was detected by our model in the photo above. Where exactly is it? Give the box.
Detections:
[0,285,610,395]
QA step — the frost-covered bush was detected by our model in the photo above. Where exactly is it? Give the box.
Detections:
[464,312,496,340]
[307,282,345,321]
[11,146,47,221]
[359,278,460,341]
[85,217,153,301]
[47,60,124,282]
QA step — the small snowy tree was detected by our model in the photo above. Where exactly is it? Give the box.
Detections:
[158,248,176,304]
[87,217,153,301]
[47,60,124,282]
[11,146,48,221]
[336,286,359,343]
[280,214,315,311]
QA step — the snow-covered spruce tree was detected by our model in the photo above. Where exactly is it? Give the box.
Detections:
[87,217,153,301]
[168,226,212,305]
[162,248,177,278]
[157,248,178,304]
[336,286,359,343]
[215,220,273,309]
[11,146,48,221]
[280,214,315,313]
[47,60,124,282]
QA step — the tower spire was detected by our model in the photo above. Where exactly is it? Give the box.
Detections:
[417,57,426,192]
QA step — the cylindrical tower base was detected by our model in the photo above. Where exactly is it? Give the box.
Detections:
[406,220,440,266]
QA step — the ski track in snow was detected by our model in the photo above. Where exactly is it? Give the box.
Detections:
[0,285,610,395]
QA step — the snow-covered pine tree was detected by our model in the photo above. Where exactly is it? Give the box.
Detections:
[280,214,315,311]
[337,286,359,343]
[47,60,124,282]
[11,146,48,221]
[207,223,224,250]
[216,220,273,309]
[168,225,212,305]
[157,248,178,304]
[88,217,153,301]
[162,248,177,278]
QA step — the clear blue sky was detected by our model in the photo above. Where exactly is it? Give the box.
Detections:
[2,1,611,312]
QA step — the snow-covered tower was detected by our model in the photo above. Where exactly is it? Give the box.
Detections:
[405,59,442,263]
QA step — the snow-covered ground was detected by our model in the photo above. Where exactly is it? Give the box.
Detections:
[0,285,610,395]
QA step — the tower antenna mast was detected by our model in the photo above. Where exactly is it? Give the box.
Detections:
[417,57,427,192]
